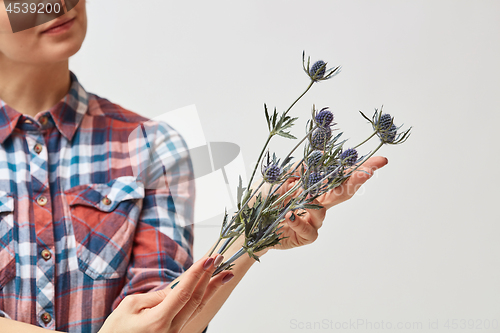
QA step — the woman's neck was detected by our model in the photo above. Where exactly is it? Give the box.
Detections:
[0,57,71,118]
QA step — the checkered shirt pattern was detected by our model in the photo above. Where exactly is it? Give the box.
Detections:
[0,72,195,332]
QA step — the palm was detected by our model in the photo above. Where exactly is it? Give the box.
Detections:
[264,156,388,251]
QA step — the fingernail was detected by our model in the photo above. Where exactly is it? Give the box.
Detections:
[222,272,234,284]
[384,157,389,164]
[203,257,214,270]
[213,254,224,267]
[289,212,296,222]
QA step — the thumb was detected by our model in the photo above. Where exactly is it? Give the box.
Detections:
[127,289,169,311]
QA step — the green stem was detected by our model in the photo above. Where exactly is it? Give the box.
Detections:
[247,135,272,192]
[220,232,243,256]
[280,125,317,168]
[247,80,315,197]
[361,142,384,162]
[284,80,314,116]
[217,179,265,255]
[217,225,242,255]
[216,80,317,262]
[266,179,304,212]
[354,131,377,149]
[268,157,304,202]
[247,183,275,236]
[208,238,222,257]
[231,180,265,225]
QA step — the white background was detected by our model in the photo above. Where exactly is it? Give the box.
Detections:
[71,1,500,332]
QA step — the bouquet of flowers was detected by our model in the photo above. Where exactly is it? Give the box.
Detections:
[208,52,411,276]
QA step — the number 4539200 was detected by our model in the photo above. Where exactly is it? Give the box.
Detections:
[5,2,62,14]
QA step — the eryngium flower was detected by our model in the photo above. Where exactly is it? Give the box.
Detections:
[380,124,397,143]
[263,164,281,183]
[311,127,332,149]
[307,150,323,167]
[315,109,334,128]
[340,148,358,166]
[376,113,393,131]
[325,163,340,180]
[309,60,326,80]
[308,172,323,189]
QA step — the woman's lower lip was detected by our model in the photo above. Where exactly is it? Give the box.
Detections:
[42,18,75,35]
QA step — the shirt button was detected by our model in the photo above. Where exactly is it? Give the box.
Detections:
[37,196,48,207]
[40,312,52,324]
[101,196,112,205]
[39,116,48,126]
[34,143,43,154]
[41,249,52,261]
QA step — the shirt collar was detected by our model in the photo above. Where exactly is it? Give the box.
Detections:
[0,71,89,144]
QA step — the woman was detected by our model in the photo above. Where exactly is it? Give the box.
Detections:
[0,1,388,332]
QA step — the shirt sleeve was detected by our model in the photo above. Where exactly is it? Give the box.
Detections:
[112,120,195,309]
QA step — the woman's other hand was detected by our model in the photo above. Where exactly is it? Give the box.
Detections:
[98,254,232,333]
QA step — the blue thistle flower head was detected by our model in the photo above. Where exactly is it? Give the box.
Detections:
[309,60,326,80]
[340,148,358,166]
[315,109,334,128]
[307,150,323,168]
[308,172,323,189]
[310,127,332,150]
[363,107,411,145]
[303,52,341,82]
[380,124,397,143]
[376,113,393,131]
[325,163,340,179]
[263,164,281,183]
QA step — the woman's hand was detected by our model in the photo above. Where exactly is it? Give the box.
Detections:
[98,254,232,333]
[266,156,388,250]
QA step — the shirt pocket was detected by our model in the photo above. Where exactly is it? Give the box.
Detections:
[0,191,15,290]
[65,176,145,280]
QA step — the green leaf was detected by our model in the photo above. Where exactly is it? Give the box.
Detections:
[223,231,243,238]
[302,203,324,210]
[264,104,271,131]
[280,117,298,131]
[236,176,245,206]
[359,110,372,123]
[277,131,297,139]
[276,113,284,130]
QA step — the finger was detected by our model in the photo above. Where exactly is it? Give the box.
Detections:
[286,211,319,245]
[170,254,222,329]
[185,271,235,324]
[153,255,216,323]
[303,201,327,230]
[137,289,169,310]
[339,156,388,196]
[115,292,166,314]
[321,156,388,208]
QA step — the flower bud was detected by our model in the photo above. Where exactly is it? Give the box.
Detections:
[309,60,326,80]
[307,150,323,168]
[310,127,332,150]
[382,124,397,143]
[263,164,281,183]
[376,113,393,131]
[308,172,323,188]
[315,109,334,127]
[340,148,358,166]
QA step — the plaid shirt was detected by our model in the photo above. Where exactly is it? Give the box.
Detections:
[0,72,195,332]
